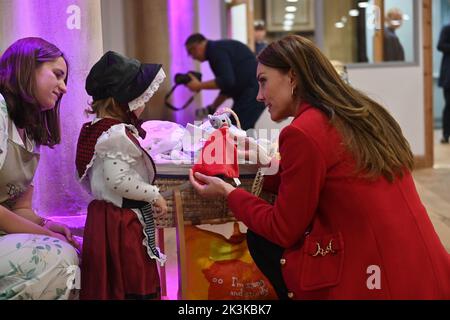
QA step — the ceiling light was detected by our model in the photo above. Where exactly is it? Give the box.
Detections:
[285,13,295,20]
[358,2,369,8]
[285,6,297,12]
[349,9,359,17]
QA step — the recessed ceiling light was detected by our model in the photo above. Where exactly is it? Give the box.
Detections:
[285,6,297,12]
[358,2,369,8]
[285,13,295,20]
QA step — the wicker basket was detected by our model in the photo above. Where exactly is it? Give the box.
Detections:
[153,109,274,228]
[153,164,274,228]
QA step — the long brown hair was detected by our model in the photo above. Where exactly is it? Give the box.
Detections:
[258,35,413,182]
[0,37,68,147]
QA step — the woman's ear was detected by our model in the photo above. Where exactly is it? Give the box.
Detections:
[288,69,297,87]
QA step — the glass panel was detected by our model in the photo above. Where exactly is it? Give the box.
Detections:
[250,0,417,65]
[322,0,417,64]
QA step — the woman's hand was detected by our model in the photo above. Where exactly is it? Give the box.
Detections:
[232,136,273,167]
[48,230,70,243]
[153,195,168,218]
[45,220,80,250]
[189,169,235,199]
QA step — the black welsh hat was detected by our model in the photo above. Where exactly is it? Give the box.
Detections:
[85,51,165,110]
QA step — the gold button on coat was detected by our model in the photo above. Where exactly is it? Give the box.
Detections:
[280,258,286,265]
[287,292,294,299]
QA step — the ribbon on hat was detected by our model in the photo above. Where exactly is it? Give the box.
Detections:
[128,111,147,139]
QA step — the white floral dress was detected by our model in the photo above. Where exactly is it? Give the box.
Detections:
[0,234,79,300]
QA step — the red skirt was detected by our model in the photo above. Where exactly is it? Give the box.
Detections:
[80,200,160,300]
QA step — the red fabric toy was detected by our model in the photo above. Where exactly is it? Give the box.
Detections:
[192,126,239,180]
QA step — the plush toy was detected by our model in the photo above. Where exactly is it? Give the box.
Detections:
[208,113,232,129]
[192,126,240,185]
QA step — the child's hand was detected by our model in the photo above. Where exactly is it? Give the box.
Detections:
[153,195,168,218]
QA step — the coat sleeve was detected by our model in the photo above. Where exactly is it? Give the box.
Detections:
[262,170,281,194]
[438,26,450,54]
[227,125,327,248]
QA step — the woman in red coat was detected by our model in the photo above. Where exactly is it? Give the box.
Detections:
[189,35,450,299]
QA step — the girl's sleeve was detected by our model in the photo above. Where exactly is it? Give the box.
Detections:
[95,124,160,203]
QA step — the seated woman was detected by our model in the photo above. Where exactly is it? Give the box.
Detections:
[190,35,450,299]
[0,37,79,300]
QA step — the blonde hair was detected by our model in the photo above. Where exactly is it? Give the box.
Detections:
[86,97,129,122]
[258,35,414,182]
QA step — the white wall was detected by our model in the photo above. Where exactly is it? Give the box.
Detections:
[348,66,425,156]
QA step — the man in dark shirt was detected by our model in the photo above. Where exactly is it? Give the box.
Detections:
[383,8,405,62]
[438,23,450,143]
[184,33,265,130]
[254,23,268,56]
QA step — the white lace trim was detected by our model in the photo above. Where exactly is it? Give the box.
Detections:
[132,208,167,266]
[78,122,140,183]
[128,68,166,111]
[97,151,137,164]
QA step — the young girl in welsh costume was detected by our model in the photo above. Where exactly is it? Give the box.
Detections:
[75,51,167,300]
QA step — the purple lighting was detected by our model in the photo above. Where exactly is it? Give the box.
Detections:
[1,0,103,217]
[167,0,196,126]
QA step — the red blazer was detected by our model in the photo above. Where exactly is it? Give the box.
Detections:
[228,103,450,299]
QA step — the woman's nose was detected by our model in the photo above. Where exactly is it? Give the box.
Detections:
[59,80,67,94]
[256,89,264,102]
